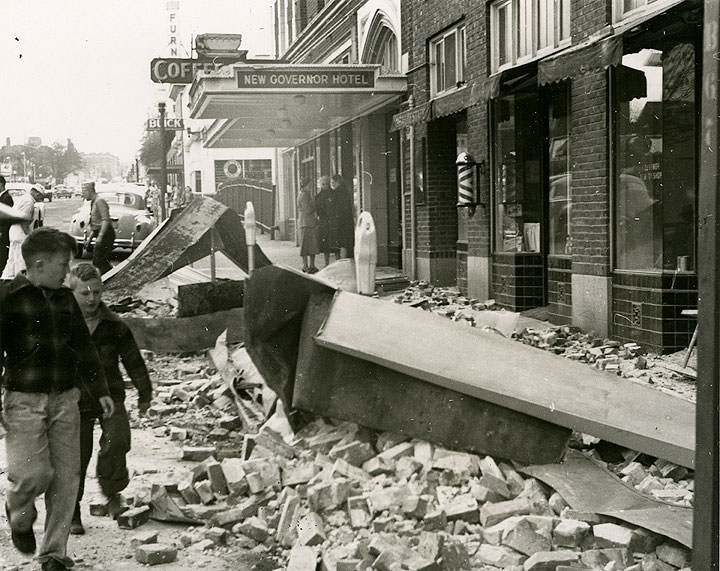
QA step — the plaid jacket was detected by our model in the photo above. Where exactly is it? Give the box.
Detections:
[0,275,109,402]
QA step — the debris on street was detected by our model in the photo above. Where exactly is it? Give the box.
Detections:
[395,283,697,403]
[74,331,694,570]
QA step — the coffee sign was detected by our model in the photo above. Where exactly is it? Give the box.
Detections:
[151,58,231,84]
[236,69,375,89]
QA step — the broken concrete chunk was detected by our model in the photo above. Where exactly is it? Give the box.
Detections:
[548,492,569,515]
[193,480,215,504]
[331,458,370,483]
[220,458,248,496]
[297,512,326,546]
[377,441,415,462]
[347,496,372,529]
[502,516,552,556]
[204,526,229,545]
[401,494,433,520]
[580,548,632,570]
[592,523,635,549]
[523,550,580,570]
[363,456,395,476]
[367,485,411,514]
[287,545,318,571]
[117,506,151,530]
[329,440,376,467]
[277,494,301,547]
[479,455,506,481]
[473,544,527,568]
[552,519,590,548]
[134,543,178,565]
[656,543,690,569]
[130,530,159,549]
[480,498,532,527]
[307,479,350,513]
[181,446,217,461]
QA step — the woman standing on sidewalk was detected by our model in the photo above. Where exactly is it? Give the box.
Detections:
[297,178,319,273]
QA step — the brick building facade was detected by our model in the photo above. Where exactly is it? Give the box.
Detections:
[393,0,701,353]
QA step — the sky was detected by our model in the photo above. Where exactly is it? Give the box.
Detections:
[0,0,274,163]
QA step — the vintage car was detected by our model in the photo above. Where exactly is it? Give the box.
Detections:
[68,184,155,257]
[5,183,45,229]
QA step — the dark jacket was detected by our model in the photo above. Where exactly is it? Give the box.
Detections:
[0,275,109,401]
[0,189,14,244]
[79,302,152,413]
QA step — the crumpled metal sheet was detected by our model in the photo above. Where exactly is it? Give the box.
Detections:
[104,196,271,293]
[520,449,692,547]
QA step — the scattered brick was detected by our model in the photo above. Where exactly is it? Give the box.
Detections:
[117,506,151,529]
[134,543,178,565]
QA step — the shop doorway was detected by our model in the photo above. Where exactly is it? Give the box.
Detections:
[490,79,570,312]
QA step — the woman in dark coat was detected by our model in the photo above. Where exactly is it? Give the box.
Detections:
[316,174,355,264]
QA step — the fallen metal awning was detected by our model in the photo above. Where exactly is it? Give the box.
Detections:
[314,291,696,468]
[189,63,406,148]
[103,196,271,294]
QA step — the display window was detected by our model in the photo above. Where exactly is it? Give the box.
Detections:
[612,38,697,271]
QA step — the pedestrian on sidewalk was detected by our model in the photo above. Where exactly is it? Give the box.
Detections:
[81,182,115,274]
[68,263,153,535]
[0,228,113,571]
[0,175,15,275]
[0,185,43,280]
[297,178,319,273]
[329,174,355,259]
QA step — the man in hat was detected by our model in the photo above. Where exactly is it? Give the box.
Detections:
[81,182,115,274]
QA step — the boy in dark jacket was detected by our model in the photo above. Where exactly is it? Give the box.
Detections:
[67,263,153,535]
[1,228,113,571]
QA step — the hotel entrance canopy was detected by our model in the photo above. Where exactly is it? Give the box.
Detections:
[188,63,407,148]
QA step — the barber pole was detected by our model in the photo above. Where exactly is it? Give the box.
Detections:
[456,152,475,206]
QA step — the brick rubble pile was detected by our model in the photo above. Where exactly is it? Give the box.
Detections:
[94,347,695,570]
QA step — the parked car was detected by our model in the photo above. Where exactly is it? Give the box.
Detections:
[68,184,155,257]
[53,184,74,199]
[4,183,45,229]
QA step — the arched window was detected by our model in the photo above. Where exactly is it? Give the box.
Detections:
[363,15,399,74]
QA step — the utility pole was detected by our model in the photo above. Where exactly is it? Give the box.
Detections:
[158,102,168,221]
[693,0,720,567]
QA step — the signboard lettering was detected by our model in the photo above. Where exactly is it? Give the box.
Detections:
[147,118,185,131]
[151,58,229,83]
[236,69,375,89]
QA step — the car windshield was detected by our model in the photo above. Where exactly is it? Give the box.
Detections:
[98,192,143,209]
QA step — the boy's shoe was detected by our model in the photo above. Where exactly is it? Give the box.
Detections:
[106,494,125,520]
[69,517,85,535]
[5,504,36,554]
[41,559,69,571]
[308,266,319,274]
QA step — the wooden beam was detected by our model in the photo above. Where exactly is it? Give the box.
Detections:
[315,292,695,468]
[693,1,720,565]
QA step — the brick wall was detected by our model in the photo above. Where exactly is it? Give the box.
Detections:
[570,70,610,277]
[571,0,610,42]
[418,116,458,259]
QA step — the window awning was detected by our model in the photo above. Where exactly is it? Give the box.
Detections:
[538,35,623,85]
[390,85,474,131]
[188,63,407,148]
[538,0,689,85]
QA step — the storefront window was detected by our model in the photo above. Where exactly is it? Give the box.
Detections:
[493,92,542,252]
[547,84,570,255]
[613,41,696,271]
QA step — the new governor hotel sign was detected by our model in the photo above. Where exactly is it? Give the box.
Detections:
[236,68,375,89]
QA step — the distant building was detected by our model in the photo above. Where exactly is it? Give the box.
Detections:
[26,137,42,148]
[81,152,122,182]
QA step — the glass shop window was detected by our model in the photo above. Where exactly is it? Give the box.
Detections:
[547,84,571,255]
[493,92,543,253]
[613,41,696,271]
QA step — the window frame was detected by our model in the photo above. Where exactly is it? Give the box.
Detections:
[612,0,680,24]
[490,0,571,73]
[429,23,467,97]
